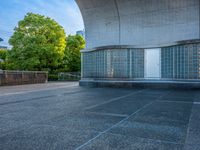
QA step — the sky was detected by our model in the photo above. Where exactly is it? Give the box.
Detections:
[0,0,84,47]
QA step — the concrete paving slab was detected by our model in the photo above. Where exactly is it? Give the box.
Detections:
[0,125,98,150]
[80,133,184,150]
[0,83,200,150]
[184,144,200,150]
[87,98,153,116]
[109,120,187,144]
[109,101,193,143]
[37,112,124,133]
[131,101,193,126]
[184,105,200,150]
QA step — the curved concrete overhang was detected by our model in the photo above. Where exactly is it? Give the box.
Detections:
[76,0,200,49]
[81,39,200,53]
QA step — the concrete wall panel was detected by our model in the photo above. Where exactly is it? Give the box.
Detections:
[76,0,120,48]
[76,0,200,49]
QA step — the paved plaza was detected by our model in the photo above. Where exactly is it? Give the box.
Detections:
[0,82,200,150]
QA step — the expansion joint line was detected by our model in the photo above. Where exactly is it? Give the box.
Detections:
[75,101,154,150]
[114,0,121,45]
[75,92,169,150]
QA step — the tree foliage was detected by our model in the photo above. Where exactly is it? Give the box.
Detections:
[63,35,85,72]
[0,49,8,70]
[8,13,66,71]
[0,49,7,60]
[7,13,85,77]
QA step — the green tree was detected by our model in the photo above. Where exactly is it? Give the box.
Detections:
[63,35,85,72]
[0,49,8,70]
[8,13,66,71]
[0,49,7,60]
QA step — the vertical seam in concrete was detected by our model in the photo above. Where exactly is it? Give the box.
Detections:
[130,49,132,78]
[114,0,121,45]
[198,0,200,39]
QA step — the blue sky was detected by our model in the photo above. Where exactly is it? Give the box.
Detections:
[0,0,84,47]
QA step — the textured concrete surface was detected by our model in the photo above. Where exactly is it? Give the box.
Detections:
[76,0,199,49]
[0,82,200,150]
[80,79,200,89]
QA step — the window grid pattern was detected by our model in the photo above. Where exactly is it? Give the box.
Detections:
[82,49,144,78]
[161,47,174,78]
[82,52,96,78]
[161,44,200,79]
[107,50,129,78]
[82,43,200,80]
[130,49,144,78]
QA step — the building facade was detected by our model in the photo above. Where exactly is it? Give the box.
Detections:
[76,0,200,88]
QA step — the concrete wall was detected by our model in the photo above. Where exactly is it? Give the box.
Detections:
[76,0,200,49]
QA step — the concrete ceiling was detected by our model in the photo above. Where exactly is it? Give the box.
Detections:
[76,0,199,49]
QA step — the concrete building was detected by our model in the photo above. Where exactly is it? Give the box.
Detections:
[76,30,85,38]
[76,0,200,88]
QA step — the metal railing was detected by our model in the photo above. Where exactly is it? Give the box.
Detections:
[0,70,48,86]
[58,72,81,81]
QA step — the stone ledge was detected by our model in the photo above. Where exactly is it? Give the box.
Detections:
[79,79,200,89]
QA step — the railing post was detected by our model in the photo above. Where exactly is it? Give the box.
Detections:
[0,70,3,86]
[21,71,24,85]
[46,72,48,83]
[34,71,37,84]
